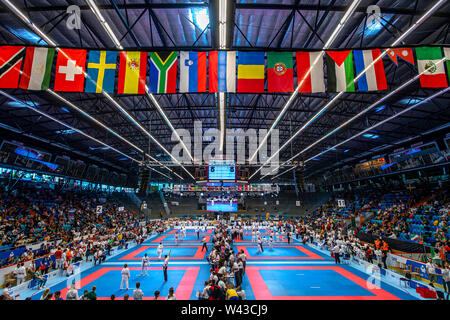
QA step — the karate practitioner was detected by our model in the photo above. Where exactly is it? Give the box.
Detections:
[120,264,130,290]
[141,253,150,276]
[269,235,274,250]
[157,242,164,259]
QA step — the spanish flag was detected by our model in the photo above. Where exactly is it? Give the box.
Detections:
[237,51,265,93]
[117,51,147,94]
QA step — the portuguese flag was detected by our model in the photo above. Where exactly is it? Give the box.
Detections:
[267,52,293,92]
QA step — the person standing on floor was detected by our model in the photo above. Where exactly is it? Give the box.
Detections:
[237,258,244,287]
[141,253,150,276]
[238,250,247,275]
[201,236,208,252]
[257,237,264,253]
[16,263,26,285]
[120,264,130,290]
[333,243,341,264]
[163,250,172,282]
[157,242,164,259]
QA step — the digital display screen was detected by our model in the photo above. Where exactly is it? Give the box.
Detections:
[206,201,238,212]
[208,164,235,181]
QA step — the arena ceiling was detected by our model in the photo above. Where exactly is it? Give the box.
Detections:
[0,0,449,183]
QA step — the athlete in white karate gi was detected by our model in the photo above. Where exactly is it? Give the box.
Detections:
[141,253,150,276]
[120,264,130,290]
[157,242,164,259]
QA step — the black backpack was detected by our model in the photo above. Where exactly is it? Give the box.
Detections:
[209,285,220,300]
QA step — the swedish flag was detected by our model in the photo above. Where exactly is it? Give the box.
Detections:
[85,50,117,93]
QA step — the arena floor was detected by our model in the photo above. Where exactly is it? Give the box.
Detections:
[25,229,418,300]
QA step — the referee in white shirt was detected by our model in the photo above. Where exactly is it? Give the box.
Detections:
[163,250,172,282]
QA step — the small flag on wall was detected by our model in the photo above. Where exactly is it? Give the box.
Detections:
[179,51,207,93]
[415,46,448,88]
[385,48,415,65]
[296,51,325,93]
[149,51,178,94]
[0,46,25,89]
[209,51,236,93]
[267,51,293,92]
[117,51,147,94]
[353,49,387,91]
[444,47,450,84]
[237,51,265,93]
[326,50,355,92]
[19,47,54,90]
[54,48,87,92]
[85,50,117,93]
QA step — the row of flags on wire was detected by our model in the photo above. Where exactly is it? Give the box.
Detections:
[0,45,449,94]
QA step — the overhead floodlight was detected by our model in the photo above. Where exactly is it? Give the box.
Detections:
[86,0,123,49]
[2,0,57,46]
[218,0,227,49]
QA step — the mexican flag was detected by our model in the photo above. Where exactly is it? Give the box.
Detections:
[19,47,55,90]
[267,51,293,92]
[444,47,450,84]
[326,50,355,92]
[416,46,448,88]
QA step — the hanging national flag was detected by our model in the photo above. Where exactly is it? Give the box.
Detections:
[353,49,387,91]
[445,47,450,84]
[237,51,265,93]
[54,48,87,92]
[149,52,177,94]
[326,50,355,92]
[179,51,207,93]
[0,46,25,89]
[19,47,54,90]
[385,48,415,65]
[416,47,448,88]
[209,51,236,93]
[85,50,117,93]
[296,51,325,93]
[117,51,147,94]
[267,52,293,92]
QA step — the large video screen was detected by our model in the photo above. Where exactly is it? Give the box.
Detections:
[206,201,238,212]
[208,163,235,181]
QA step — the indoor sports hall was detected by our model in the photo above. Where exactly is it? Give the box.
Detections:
[0,0,449,305]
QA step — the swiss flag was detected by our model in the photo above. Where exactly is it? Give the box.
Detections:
[54,48,86,92]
